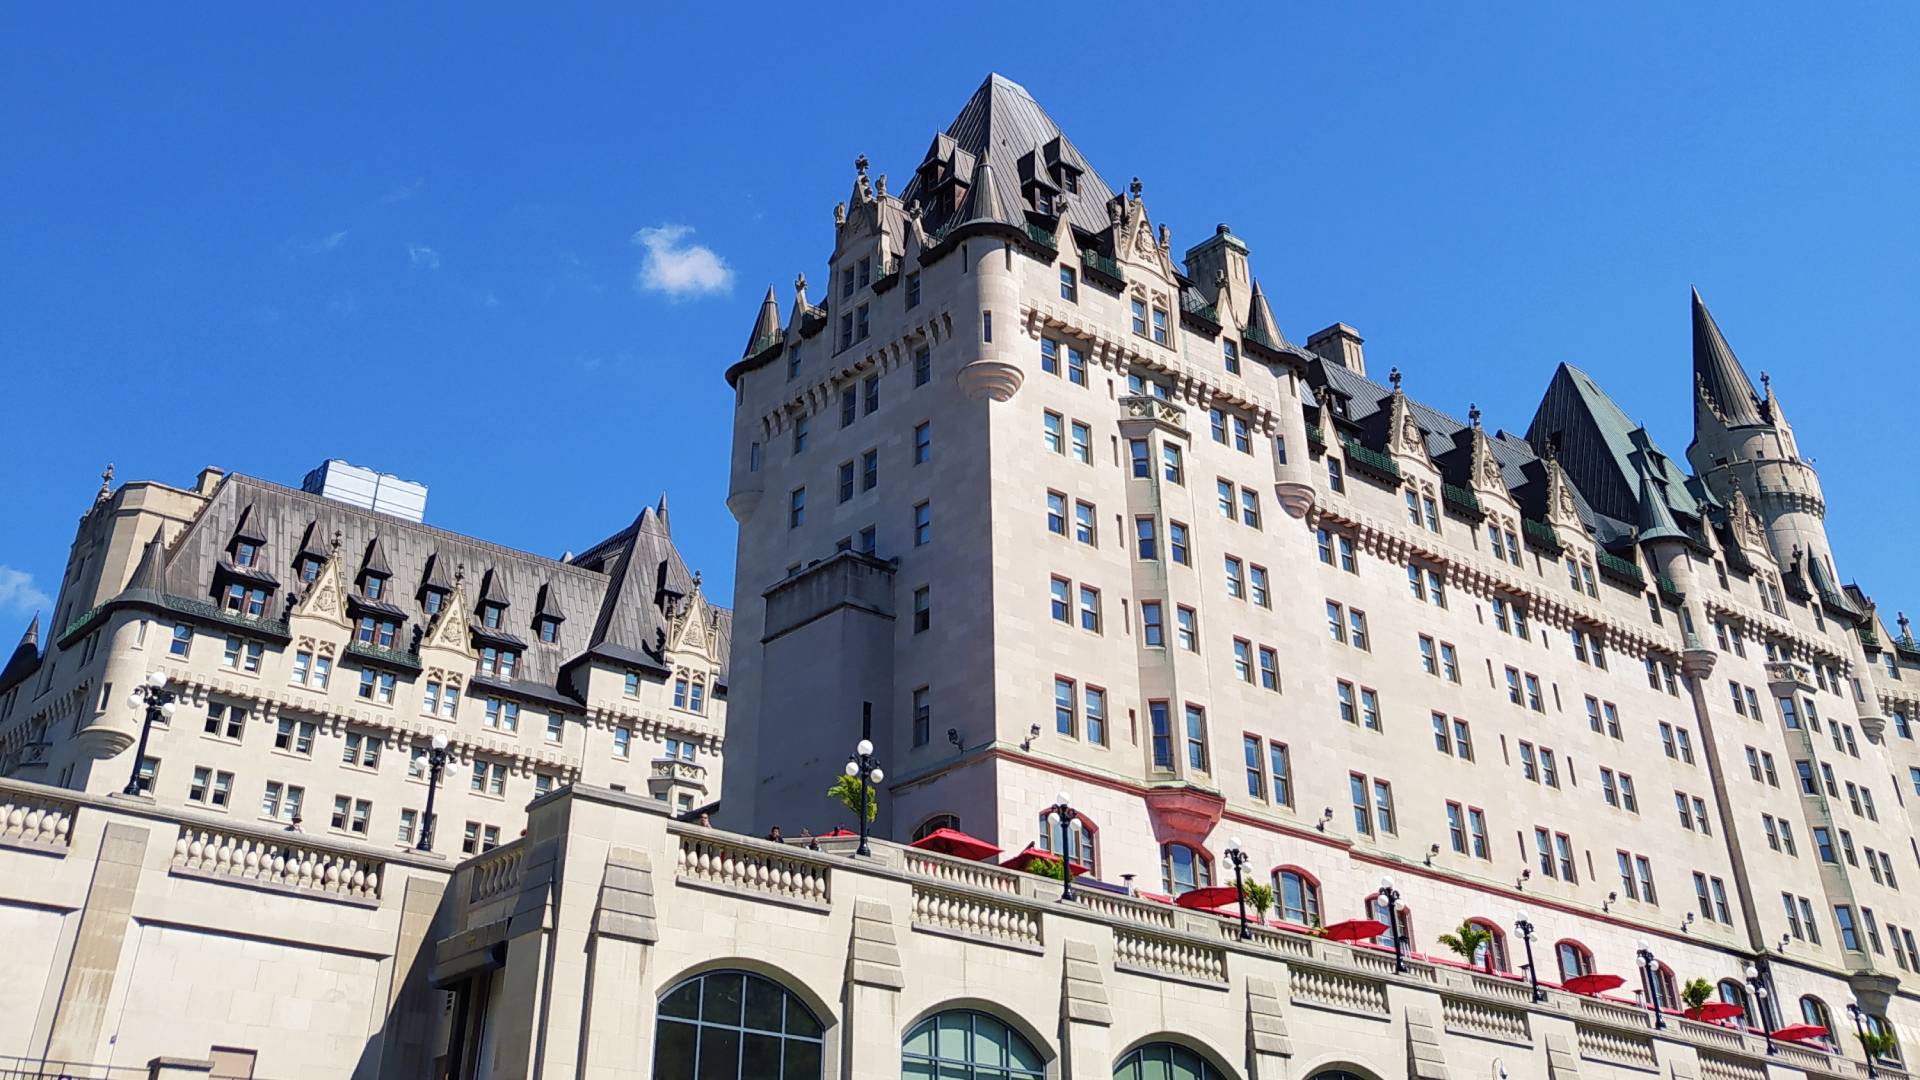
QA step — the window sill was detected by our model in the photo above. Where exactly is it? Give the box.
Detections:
[270,748,315,762]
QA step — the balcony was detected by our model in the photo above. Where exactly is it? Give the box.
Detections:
[1522,517,1563,555]
[1341,439,1402,485]
[1241,323,1279,352]
[1441,483,1485,520]
[346,640,423,673]
[1118,395,1187,435]
[1595,551,1646,589]
[1023,222,1058,257]
[1180,294,1220,328]
[1656,574,1684,603]
[1079,248,1124,289]
[1307,423,1326,447]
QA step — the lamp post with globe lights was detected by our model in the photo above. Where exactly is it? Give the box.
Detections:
[845,739,884,857]
[1743,962,1775,1055]
[1046,793,1081,902]
[123,671,176,796]
[1635,940,1666,1029]
[1847,1003,1879,1078]
[1515,912,1543,1002]
[1377,875,1405,972]
[413,731,452,852]
[1224,839,1251,939]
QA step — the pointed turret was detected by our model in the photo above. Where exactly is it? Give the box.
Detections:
[1244,280,1290,350]
[125,529,168,596]
[742,284,782,359]
[956,156,1009,227]
[1634,471,1689,544]
[1692,288,1765,429]
[0,614,41,690]
[655,492,671,533]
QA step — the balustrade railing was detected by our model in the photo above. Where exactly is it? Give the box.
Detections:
[911,884,1042,950]
[903,848,1022,895]
[467,841,526,904]
[674,832,830,907]
[1442,994,1531,1043]
[1289,965,1386,1015]
[171,824,382,901]
[1575,1021,1658,1070]
[1073,888,1177,929]
[0,789,77,850]
[1115,927,1226,984]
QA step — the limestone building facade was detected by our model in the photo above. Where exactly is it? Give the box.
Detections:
[721,72,1920,1061]
[0,464,729,858]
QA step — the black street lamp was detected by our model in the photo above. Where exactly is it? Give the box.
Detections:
[845,738,884,857]
[1046,792,1082,903]
[1848,1003,1880,1079]
[1516,911,1543,1002]
[1635,940,1667,1029]
[1377,876,1405,973]
[1223,838,1251,939]
[123,671,176,796]
[1743,962,1775,1055]
[412,731,451,851]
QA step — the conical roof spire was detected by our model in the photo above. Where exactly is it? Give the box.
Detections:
[1244,279,1290,349]
[1635,470,1689,545]
[125,529,168,595]
[0,613,39,691]
[956,156,1010,227]
[742,284,782,359]
[1692,288,1765,428]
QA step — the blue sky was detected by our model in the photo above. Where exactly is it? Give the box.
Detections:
[2,5,1915,629]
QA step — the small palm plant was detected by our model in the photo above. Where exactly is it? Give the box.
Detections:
[1437,920,1494,971]
[1681,978,1715,1015]
[1860,1027,1899,1061]
[826,773,877,824]
[1241,880,1274,922]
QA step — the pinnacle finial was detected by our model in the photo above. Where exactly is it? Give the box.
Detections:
[97,464,114,500]
[1468,403,1481,427]
[1760,371,1771,394]
[909,200,923,220]
[692,569,703,589]
[1900,611,1911,637]
[854,154,868,176]
[1129,176,1143,199]
[1389,367,1402,391]
[875,174,887,197]
[455,562,466,583]
[795,272,808,296]
[330,529,343,553]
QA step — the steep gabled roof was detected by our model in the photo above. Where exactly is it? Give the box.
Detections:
[1527,363,1702,531]
[1693,287,1766,429]
[741,284,782,360]
[902,74,1116,236]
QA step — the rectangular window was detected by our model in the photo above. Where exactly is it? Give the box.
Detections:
[1074,501,1096,545]
[1054,677,1077,737]
[1141,602,1164,647]
[1150,701,1172,769]
[1269,743,1293,806]
[1162,444,1183,485]
[913,586,930,633]
[1184,704,1208,771]
[1077,585,1100,632]
[1129,439,1150,478]
[1175,606,1197,652]
[1225,556,1245,599]
[1070,421,1091,464]
[913,502,930,546]
[912,687,931,747]
[1258,647,1278,690]
[914,422,931,464]
[1135,517,1158,560]
[1084,686,1106,745]
[1249,565,1269,607]
[1244,735,1266,800]
[788,487,805,528]
[913,345,930,385]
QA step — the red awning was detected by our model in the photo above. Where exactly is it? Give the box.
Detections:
[1322,918,1390,943]
[1563,973,1627,996]
[1771,1023,1830,1043]
[908,827,1002,862]
[1172,886,1243,911]
[1687,1002,1746,1023]
[1000,844,1090,876]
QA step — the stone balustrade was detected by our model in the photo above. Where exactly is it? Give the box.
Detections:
[1442,993,1532,1044]
[902,846,1023,895]
[0,787,77,850]
[170,823,383,902]
[1114,926,1226,986]
[467,839,526,904]
[1072,886,1178,929]
[1575,1020,1659,1070]
[910,883,1043,952]
[672,828,831,909]
[1289,965,1388,1016]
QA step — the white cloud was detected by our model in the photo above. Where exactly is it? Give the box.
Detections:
[299,229,349,255]
[631,224,732,300]
[379,178,424,205]
[0,566,51,619]
[407,244,441,269]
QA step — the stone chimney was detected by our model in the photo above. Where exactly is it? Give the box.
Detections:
[1306,323,1365,376]
[195,467,227,496]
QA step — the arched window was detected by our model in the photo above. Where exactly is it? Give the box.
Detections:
[1114,1043,1227,1080]
[1365,892,1413,950]
[1039,810,1097,877]
[654,970,824,1079]
[1800,995,1833,1041]
[1160,843,1212,896]
[1649,962,1678,1011]
[1466,918,1509,972]
[1556,940,1594,982]
[903,1010,1044,1079]
[1274,867,1322,928]
[912,814,960,841]
[1715,980,1754,1027]
[1865,1014,1902,1063]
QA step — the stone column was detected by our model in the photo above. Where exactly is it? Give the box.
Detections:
[45,820,151,1063]
[580,847,660,1080]
[1245,974,1294,1080]
[1061,939,1113,1080]
[1405,1006,1452,1080]
[841,898,905,1079]
[480,840,560,1079]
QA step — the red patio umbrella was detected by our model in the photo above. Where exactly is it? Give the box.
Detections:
[1770,1023,1829,1044]
[1686,1002,1746,1023]
[1000,844,1090,877]
[816,827,857,837]
[1563,973,1627,996]
[1172,886,1242,911]
[908,827,1002,861]
[1321,918,1390,943]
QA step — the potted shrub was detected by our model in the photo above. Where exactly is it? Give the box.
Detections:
[1241,880,1274,924]
[826,773,877,828]
[1678,978,1715,1019]
[1859,1027,1899,1062]
[1437,920,1494,972]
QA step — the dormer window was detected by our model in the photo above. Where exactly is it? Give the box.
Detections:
[234,542,259,568]
[1152,307,1169,346]
[423,588,447,617]
[536,617,559,644]
[296,557,322,583]
[1062,172,1079,195]
[481,602,504,630]
[357,615,398,649]
[224,583,268,618]
[1035,190,1053,215]
[479,646,518,679]
[363,574,387,601]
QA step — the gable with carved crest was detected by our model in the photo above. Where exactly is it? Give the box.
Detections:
[289,542,351,634]
[420,577,477,663]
